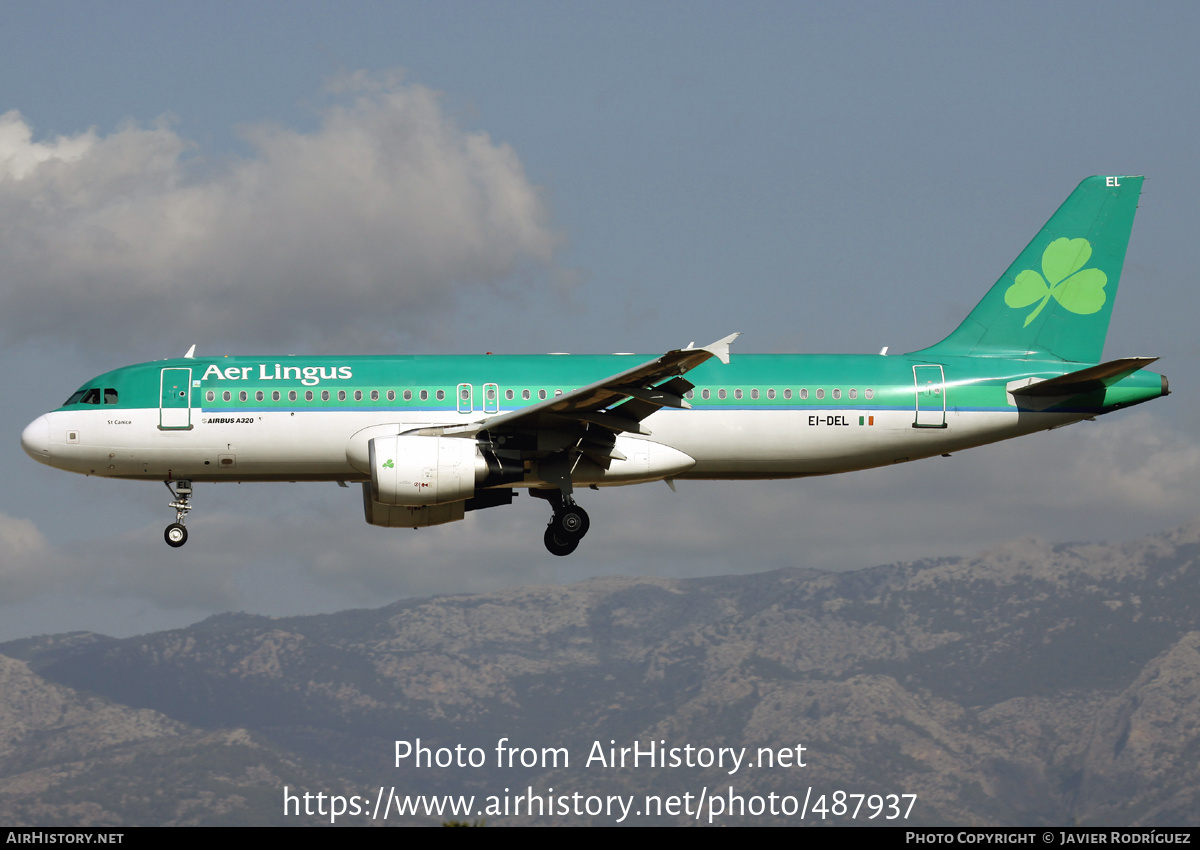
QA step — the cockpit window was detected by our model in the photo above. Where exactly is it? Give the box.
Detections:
[64,387,116,406]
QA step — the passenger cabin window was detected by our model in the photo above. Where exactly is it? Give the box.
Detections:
[419,390,428,401]
[816,389,825,400]
[255,391,264,402]
[223,391,232,402]
[370,390,379,401]
[289,390,298,401]
[799,389,808,400]
[522,389,531,400]
[321,390,330,401]
[783,389,791,399]
[206,391,215,402]
[436,390,445,401]
[239,391,248,402]
[505,389,514,400]
[387,390,395,401]
[338,390,346,401]
[272,391,281,401]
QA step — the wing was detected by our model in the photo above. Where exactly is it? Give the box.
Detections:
[433,334,738,479]
[450,333,738,438]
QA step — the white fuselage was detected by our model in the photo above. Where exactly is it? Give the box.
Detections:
[24,403,1079,484]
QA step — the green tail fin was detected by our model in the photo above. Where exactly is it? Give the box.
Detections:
[915,176,1143,363]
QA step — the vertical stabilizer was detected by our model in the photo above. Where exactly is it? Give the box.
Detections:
[914,176,1143,363]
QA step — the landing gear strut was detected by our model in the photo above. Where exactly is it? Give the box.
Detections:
[164,480,193,548]
[534,490,590,556]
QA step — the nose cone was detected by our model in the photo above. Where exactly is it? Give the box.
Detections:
[21,414,51,465]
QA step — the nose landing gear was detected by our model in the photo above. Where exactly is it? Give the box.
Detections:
[164,480,193,548]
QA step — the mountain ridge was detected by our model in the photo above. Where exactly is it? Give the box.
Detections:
[3,520,1199,825]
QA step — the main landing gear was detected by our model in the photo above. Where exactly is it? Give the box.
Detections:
[164,480,193,548]
[534,490,590,556]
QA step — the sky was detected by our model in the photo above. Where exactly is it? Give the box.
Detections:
[3,1,1200,641]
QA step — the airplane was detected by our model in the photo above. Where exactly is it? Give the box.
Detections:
[21,176,1168,556]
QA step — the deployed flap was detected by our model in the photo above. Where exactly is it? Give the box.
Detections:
[453,333,739,438]
[1010,356,1158,398]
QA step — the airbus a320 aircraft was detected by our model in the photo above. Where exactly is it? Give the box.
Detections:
[21,176,1168,556]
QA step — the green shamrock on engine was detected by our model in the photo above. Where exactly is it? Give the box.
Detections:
[1004,237,1107,327]
[382,459,394,468]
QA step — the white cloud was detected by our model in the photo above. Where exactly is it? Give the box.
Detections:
[0,70,560,355]
[0,514,58,602]
[0,113,96,179]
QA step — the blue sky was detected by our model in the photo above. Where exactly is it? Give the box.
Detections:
[3,2,1200,640]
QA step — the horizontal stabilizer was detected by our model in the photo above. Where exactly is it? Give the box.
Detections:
[1010,357,1158,398]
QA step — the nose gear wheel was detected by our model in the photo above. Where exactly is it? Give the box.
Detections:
[164,523,188,547]
[163,481,194,548]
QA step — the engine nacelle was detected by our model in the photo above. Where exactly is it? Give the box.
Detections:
[369,435,482,506]
[362,485,466,527]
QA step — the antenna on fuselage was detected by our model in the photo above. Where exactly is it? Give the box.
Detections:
[184,344,196,359]
[879,346,888,356]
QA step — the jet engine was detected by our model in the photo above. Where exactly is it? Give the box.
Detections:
[368,434,482,506]
[361,434,522,528]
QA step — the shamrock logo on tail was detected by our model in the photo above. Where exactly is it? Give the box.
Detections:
[382,459,394,468]
[1004,237,1107,327]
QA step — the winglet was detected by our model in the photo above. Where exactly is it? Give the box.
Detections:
[184,344,196,359]
[700,332,740,365]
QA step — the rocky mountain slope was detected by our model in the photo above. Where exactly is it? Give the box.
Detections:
[3,521,1199,825]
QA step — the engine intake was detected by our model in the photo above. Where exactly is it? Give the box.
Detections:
[368,435,482,506]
